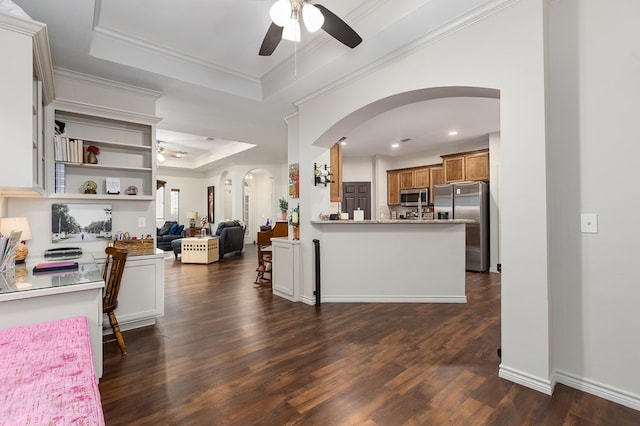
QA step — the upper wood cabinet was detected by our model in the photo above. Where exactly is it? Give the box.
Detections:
[429,166,444,204]
[414,168,429,188]
[330,142,343,202]
[399,170,415,189]
[442,149,489,183]
[387,171,400,205]
[442,155,466,183]
[465,150,490,181]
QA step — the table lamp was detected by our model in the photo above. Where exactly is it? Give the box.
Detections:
[187,211,198,228]
[0,217,32,263]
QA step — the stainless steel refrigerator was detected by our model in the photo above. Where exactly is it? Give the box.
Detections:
[434,182,489,272]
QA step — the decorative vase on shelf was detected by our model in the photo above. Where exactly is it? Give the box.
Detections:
[280,211,287,220]
[293,226,300,240]
[87,151,98,164]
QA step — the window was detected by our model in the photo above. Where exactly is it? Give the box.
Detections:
[170,188,180,221]
[156,180,166,220]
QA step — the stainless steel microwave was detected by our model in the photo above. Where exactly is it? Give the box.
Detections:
[400,188,429,207]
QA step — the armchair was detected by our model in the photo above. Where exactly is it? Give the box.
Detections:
[214,220,246,259]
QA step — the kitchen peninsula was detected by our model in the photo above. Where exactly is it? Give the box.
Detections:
[310,219,471,303]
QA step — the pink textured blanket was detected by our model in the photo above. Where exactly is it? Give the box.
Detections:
[0,317,104,425]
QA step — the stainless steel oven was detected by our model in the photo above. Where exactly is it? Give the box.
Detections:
[400,188,429,207]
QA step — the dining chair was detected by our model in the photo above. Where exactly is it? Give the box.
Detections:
[102,247,129,355]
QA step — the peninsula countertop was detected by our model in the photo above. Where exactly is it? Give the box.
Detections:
[311,219,474,225]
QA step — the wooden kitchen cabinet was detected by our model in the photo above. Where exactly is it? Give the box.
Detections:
[465,150,490,181]
[414,168,429,188]
[443,155,466,183]
[387,171,400,205]
[330,142,343,202]
[429,166,444,204]
[442,149,489,183]
[399,170,414,189]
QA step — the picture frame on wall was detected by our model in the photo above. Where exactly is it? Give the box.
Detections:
[289,163,299,198]
[207,186,215,223]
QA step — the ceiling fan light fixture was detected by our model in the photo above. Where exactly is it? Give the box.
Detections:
[302,3,324,32]
[282,18,301,42]
[270,0,291,27]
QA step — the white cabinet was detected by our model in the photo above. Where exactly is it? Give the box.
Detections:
[0,13,54,196]
[272,237,301,302]
[95,250,165,332]
[46,100,160,200]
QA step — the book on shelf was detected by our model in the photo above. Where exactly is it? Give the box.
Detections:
[53,137,84,164]
[54,163,65,193]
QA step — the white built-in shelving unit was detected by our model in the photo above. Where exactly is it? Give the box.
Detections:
[45,100,160,201]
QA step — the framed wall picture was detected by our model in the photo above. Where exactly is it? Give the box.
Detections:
[289,163,299,198]
[207,186,215,223]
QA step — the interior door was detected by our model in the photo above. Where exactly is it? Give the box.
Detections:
[341,182,371,219]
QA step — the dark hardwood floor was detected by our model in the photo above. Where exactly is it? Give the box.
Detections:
[100,247,639,425]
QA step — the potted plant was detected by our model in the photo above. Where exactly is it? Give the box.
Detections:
[278,197,288,220]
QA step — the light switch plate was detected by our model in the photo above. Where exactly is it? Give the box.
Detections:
[138,217,146,228]
[581,213,598,233]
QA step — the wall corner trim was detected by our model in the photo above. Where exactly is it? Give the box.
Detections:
[499,364,554,395]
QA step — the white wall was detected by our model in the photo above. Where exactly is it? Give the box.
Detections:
[549,0,640,407]
[294,0,552,394]
[156,170,207,228]
[342,156,375,182]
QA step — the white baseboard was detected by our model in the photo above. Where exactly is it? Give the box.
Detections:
[554,370,640,411]
[499,364,554,395]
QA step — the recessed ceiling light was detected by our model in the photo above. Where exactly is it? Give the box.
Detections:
[340,141,347,146]
[448,130,458,136]
[391,143,399,148]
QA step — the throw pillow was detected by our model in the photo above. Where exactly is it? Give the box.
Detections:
[168,223,178,235]
[176,225,184,235]
[158,221,176,236]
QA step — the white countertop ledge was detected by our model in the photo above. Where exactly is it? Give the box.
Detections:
[310,219,474,224]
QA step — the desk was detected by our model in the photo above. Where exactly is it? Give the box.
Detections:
[0,258,104,377]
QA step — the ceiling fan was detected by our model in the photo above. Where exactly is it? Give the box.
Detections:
[259,0,362,56]
[157,142,187,162]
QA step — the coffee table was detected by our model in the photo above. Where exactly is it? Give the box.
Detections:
[181,237,219,264]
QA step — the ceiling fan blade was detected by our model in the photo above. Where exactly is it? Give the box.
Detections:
[314,4,362,49]
[259,22,284,56]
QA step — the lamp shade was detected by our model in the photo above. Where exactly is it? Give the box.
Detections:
[302,3,324,32]
[270,0,291,27]
[282,19,301,42]
[187,211,198,220]
[0,217,32,241]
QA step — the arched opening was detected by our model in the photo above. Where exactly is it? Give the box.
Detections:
[219,171,233,221]
[242,168,274,244]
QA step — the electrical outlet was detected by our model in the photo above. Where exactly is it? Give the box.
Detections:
[138,217,146,228]
[580,213,597,233]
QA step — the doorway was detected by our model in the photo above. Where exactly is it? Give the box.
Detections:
[341,181,371,220]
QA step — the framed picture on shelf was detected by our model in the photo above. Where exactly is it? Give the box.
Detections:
[207,186,215,223]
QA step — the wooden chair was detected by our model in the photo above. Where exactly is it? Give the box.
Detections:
[254,247,272,289]
[103,247,129,355]
[254,221,288,290]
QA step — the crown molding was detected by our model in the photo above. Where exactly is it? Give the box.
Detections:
[54,67,162,99]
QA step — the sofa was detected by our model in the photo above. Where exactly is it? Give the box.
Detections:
[214,220,245,259]
[156,221,186,251]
